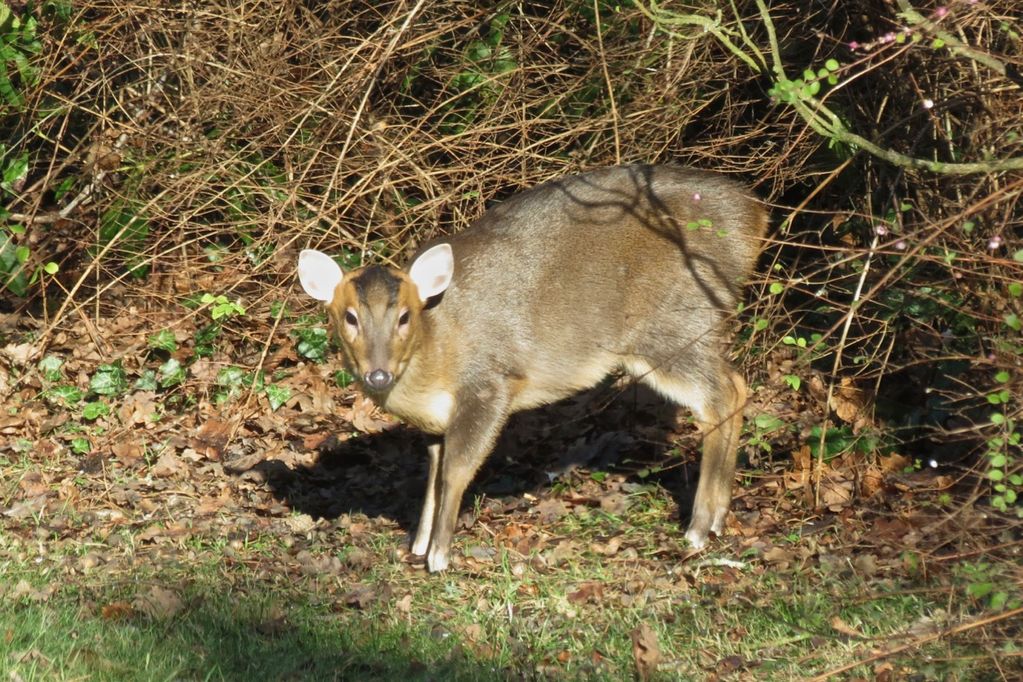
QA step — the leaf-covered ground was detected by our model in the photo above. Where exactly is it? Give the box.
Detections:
[2,1,1023,678]
[1,297,1020,680]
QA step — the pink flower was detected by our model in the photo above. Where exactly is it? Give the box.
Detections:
[692,192,701,202]
[988,235,1003,250]
[895,240,907,250]
[875,224,888,236]
[848,40,860,50]
[933,6,948,19]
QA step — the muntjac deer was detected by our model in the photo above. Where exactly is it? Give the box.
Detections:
[298,165,767,572]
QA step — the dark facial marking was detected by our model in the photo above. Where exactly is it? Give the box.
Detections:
[353,266,402,308]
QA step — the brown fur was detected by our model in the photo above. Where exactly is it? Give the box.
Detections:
[303,164,767,571]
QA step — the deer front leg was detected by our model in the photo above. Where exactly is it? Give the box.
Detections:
[426,385,510,572]
[411,439,441,556]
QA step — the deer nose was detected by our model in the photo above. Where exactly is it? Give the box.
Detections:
[365,369,394,390]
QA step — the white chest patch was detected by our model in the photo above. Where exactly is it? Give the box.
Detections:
[422,390,454,428]
[385,387,454,434]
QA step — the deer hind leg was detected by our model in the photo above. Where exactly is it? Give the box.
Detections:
[628,359,746,548]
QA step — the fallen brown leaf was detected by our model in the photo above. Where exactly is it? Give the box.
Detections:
[302,432,331,450]
[2,341,38,365]
[11,579,56,602]
[100,601,135,621]
[535,498,568,524]
[821,476,853,510]
[150,451,182,478]
[792,444,812,470]
[395,593,413,616]
[567,581,604,604]
[880,453,911,474]
[830,615,865,639]
[18,470,49,497]
[190,417,232,460]
[133,586,184,620]
[546,539,579,566]
[590,536,621,556]
[631,621,661,682]
[118,391,160,426]
[342,583,379,609]
[255,605,290,636]
[715,654,747,675]
[851,553,879,577]
[599,491,629,515]
[110,437,143,465]
[349,395,394,434]
[830,377,873,431]
[762,545,796,566]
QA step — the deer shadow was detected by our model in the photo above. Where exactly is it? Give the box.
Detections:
[249,381,703,540]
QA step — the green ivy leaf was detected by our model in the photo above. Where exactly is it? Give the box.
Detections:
[1,152,29,194]
[81,401,110,421]
[295,327,329,362]
[45,385,82,405]
[967,581,994,599]
[134,369,158,391]
[217,366,246,389]
[148,329,178,352]
[334,368,355,389]
[89,362,128,396]
[265,384,292,411]
[158,358,185,387]
[37,355,63,381]
[754,413,786,431]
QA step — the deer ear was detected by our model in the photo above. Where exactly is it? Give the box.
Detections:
[297,249,343,302]
[408,244,454,302]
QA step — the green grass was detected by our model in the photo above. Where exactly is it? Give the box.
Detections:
[1,565,497,681]
[3,507,1014,681]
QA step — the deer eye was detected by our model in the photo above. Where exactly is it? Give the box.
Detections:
[397,309,410,326]
[344,309,358,327]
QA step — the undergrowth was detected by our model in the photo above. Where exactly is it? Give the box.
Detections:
[1,0,1021,677]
